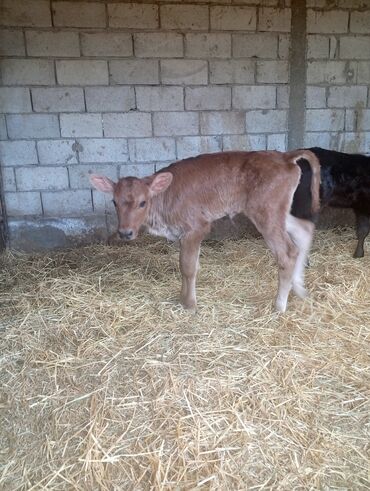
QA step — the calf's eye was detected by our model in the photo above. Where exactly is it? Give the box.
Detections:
[139,201,146,208]
[112,200,117,207]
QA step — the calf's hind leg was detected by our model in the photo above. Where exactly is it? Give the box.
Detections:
[286,214,315,299]
[259,226,299,312]
[354,213,370,258]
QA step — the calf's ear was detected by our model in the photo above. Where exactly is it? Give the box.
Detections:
[148,172,173,196]
[89,174,115,194]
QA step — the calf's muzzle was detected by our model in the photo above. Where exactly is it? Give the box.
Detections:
[118,229,134,240]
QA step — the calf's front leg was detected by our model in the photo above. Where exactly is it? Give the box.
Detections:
[179,230,207,310]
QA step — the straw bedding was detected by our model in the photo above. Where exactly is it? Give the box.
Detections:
[0,228,369,490]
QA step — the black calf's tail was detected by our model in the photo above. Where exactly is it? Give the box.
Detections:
[290,156,320,223]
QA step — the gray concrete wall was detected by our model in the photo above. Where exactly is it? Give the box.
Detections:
[0,0,369,250]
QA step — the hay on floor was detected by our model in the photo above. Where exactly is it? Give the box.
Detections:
[0,228,369,490]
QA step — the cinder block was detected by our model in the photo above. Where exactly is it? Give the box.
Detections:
[85,87,135,112]
[278,34,290,59]
[42,190,93,216]
[110,60,159,85]
[307,35,329,58]
[307,10,349,34]
[70,164,118,189]
[345,110,356,132]
[92,190,115,214]
[340,37,370,60]
[306,109,345,131]
[161,60,208,85]
[256,61,289,83]
[78,138,128,163]
[129,138,176,162]
[32,88,85,112]
[0,141,38,166]
[1,59,55,85]
[0,88,31,113]
[153,112,199,136]
[328,86,368,108]
[161,4,209,30]
[8,215,109,249]
[258,7,291,32]
[356,110,370,131]
[185,87,231,110]
[26,31,80,57]
[210,6,256,31]
[358,62,370,84]
[176,136,222,160]
[108,3,158,29]
[5,192,42,216]
[0,115,7,140]
[136,87,184,111]
[0,30,25,55]
[81,33,133,57]
[245,110,287,133]
[60,114,102,138]
[200,112,245,135]
[307,61,357,84]
[210,60,255,84]
[223,134,266,151]
[267,133,287,151]
[37,140,78,165]
[306,86,326,108]
[233,33,278,58]
[15,166,69,191]
[0,0,51,27]
[304,132,331,148]
[277,86,289,109]
[337,132,370,154]
[52,1,106,28]
[350,11,370,33]
[119,163,155,178]
[103,113,152,137]
[186,33,231,58]
[2,167,16,192]
[134,33,183,58]
[232,86,276,109]
[56,60,108,85]
[155,161,173,172]
[7,115,60,139]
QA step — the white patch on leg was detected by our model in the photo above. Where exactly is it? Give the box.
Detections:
[286,214,314,299]
[275,294,288,313]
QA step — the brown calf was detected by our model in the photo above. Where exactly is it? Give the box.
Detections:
[90,151,320,312]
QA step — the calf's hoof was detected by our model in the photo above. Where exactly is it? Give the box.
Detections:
[353,249,364,258]
[275,299,287,313]
[181,298,197,312]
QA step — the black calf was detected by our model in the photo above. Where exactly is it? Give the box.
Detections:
[292,147,370,258]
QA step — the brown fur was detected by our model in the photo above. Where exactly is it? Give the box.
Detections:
[90,150,321,312]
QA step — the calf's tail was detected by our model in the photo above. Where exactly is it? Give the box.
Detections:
[287,149,321,217]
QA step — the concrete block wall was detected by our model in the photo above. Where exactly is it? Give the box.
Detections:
[305,0,370,151]
[0,0,369,249]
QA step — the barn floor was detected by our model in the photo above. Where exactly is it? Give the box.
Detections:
[1,229,369,490]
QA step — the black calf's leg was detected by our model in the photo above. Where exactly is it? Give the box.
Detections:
[354,213,370,258]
